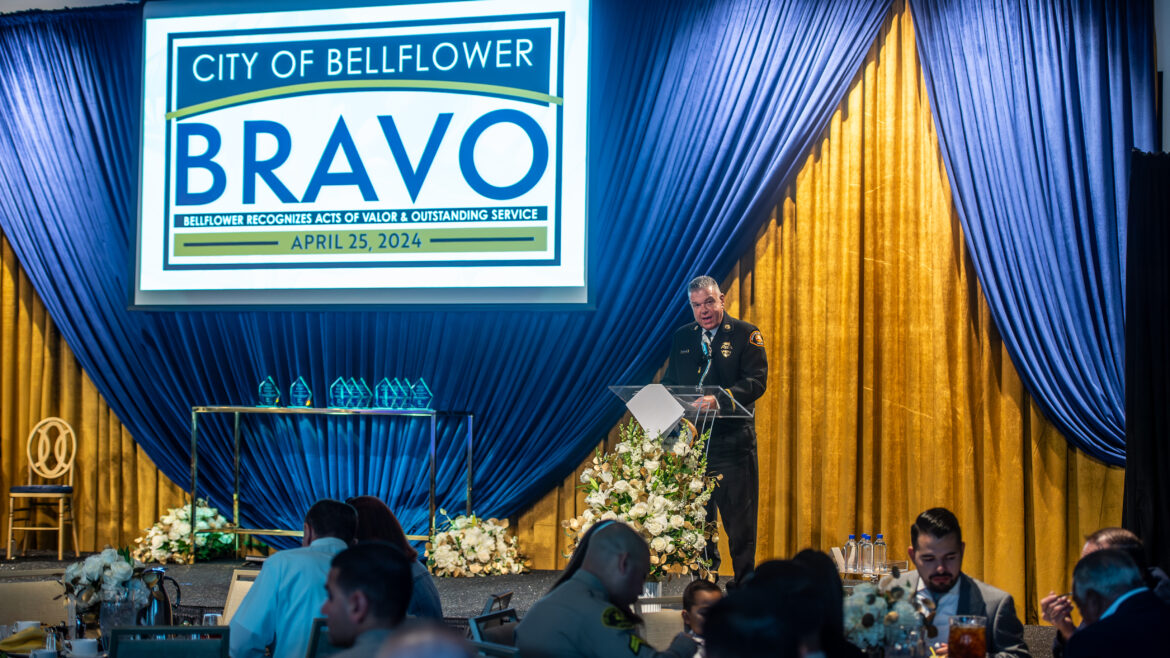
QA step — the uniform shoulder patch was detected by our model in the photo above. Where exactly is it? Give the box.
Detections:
[601,605,636,630]
[629,634,646,654]
[749,330,764,347]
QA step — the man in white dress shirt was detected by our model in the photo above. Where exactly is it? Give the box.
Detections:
[906,507,1029,658]
[230,499,358,658]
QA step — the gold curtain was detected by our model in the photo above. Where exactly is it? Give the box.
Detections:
[517,2,1124,624]
[0,235,186,555]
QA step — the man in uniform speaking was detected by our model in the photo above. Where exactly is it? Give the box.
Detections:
[662,275,768,588]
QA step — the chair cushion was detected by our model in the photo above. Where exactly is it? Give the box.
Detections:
[9,485,72,494]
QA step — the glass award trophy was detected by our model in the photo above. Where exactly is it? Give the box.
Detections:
[389,378,408,409]
[410,378,434,410]
[328,377,351,408]
[373,378,393,408]
[289,376,312,407]
[353,378,373,408]
[257,376,280,407]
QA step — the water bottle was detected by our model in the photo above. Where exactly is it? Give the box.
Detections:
[845,534,858,573]
[874,533,887,573]
[860,533,874,574]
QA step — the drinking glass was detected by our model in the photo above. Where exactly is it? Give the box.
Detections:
[202,613,223,626]
[948,615,987,658]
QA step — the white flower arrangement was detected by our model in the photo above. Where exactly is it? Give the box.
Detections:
[131,499,235,564]
[562,420,719,580]
[844,568,933,651]
[61,548,150,614]
[427,510,530,577]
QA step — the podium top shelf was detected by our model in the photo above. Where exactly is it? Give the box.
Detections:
[191,405,437,418]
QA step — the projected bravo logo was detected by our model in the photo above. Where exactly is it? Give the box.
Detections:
[136,2,586,304]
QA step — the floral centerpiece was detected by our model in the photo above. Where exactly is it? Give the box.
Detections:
[844,567,934,653]
[561,420,719,580]
[427,510,529,577]
[132,499,235,563]
[61,548,150,615]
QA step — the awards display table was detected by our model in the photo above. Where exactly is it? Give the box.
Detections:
[186,405,473,562]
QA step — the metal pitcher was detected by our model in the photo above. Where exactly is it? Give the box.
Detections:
[136,567,181,626]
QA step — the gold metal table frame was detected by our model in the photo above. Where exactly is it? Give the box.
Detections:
[186,405,474,562]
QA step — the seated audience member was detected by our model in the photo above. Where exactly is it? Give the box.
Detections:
[322,541,414,658]
[906,507,1029,657]
[376,620,473,658]
[1064,548,1170,657]
[792,549,864,658]
[703,562,820,658]
[515,520,695,657]
[673,579,722,657]
[347,495,444,619]
[230,499,358,658]
[1041,527,1170,657]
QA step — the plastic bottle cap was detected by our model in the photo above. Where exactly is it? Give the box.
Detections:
[849,534,856,539]
[877,534,883,539]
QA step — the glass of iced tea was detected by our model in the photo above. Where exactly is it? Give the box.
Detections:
[948,615,987,658]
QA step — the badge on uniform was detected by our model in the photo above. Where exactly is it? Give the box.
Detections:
[601,605,635,630]
[720,341,732,358]
[749,330,764,347]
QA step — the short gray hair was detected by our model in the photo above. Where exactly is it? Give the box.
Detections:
[1072,548,1145,603]
[687,276,720,295]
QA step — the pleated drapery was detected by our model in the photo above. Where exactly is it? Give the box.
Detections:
[517,4,1124,623]
[909,0,1157,465]
[0,236,186,553]
[0,2,892,544]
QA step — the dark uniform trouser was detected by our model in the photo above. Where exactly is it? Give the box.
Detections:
[703,424,758,586]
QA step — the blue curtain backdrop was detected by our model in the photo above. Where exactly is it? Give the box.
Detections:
[0,1,891,543]
[910,0,1157,466]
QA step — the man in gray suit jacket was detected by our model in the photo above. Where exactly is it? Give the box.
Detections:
[906,508,1030,657]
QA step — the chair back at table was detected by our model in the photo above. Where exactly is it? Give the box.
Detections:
[470,640,519,657]
[222,569,258,623]
[0,581,66,626]
[468,608,519,646]
[107,625,229,658]
[305,617,342,658]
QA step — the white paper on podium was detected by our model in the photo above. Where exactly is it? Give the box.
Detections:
[625,384,685,439]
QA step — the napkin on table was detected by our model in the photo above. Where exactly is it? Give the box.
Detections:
[0,625,46,653]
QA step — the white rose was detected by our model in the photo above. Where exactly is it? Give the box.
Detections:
[644,518,665,536]
[672,441,691,456]
[690,478,704,492]
[693,537,706,550]
[174,521,191,536]
[650,537,667,552]
[629,502,648,519]
[582,509,596,523]
[580,469,594,483]
[613,480,630,495]
[109,560,133,582]
[599,470,614,484]
[616,443,630,454]
[600,511,618,521]
[644,460,660,473]
[670,515,685,529]
[83,555,103,581]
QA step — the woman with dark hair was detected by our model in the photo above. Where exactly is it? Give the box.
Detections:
[347,495,443,620]
[792,549,863,658]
